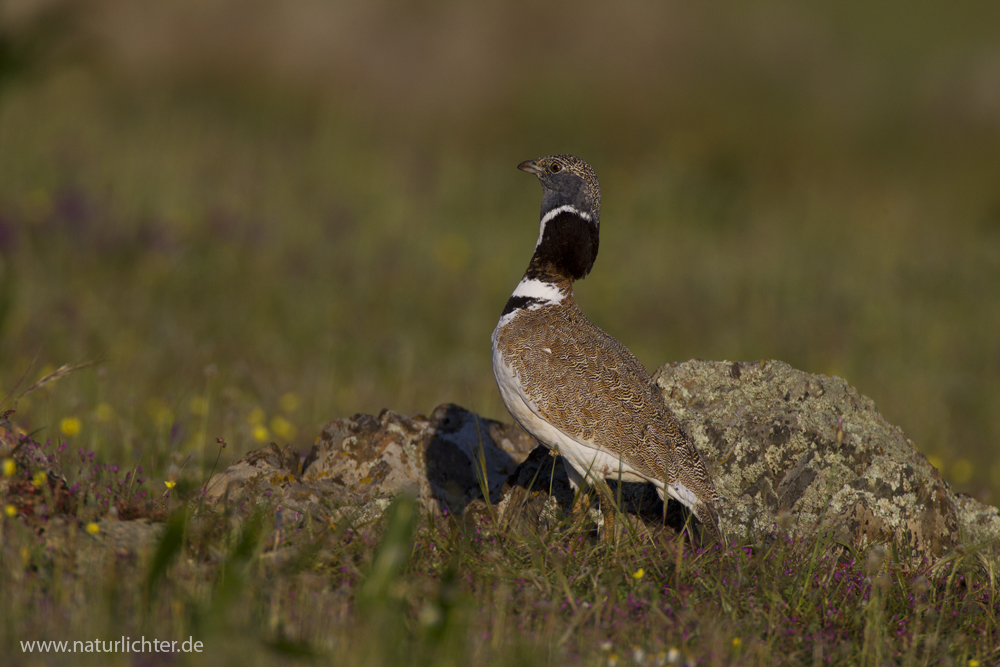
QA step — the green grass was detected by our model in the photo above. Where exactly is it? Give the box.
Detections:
[2,1,1000,663]
[2,464,998,666]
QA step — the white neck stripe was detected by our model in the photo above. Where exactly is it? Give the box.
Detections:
[511,278,566,304]
[542,204,592,225]
[496,278,567,329]
[536,204,593,248]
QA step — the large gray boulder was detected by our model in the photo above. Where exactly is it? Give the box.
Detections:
[654,359,1000,556]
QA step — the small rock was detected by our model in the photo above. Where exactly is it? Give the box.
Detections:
[97,519,166,553]
[204,404,534,521]
[202,442,312,514]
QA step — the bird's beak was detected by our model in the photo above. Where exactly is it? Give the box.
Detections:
[517,159,544,176]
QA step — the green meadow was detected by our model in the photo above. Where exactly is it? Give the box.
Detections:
[1,1,999,664]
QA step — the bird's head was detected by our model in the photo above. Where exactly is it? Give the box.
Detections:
[518,154,601,226]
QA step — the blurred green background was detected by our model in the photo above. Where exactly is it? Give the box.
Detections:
[1,0,998,498]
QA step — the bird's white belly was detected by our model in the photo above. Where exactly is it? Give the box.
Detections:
[492,327,650,488]
[491,326,702,514]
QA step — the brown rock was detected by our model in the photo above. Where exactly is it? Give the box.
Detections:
[201,441,316,516]
[204,403,534,520]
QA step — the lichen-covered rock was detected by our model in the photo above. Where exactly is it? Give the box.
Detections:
[204,403,535,520]
[954,494,1000,547]
[654,359,1000,557]
[202,441,319,516]
[304,403,532,513]
[94,518,166,554]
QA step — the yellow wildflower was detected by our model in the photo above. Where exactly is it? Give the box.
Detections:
[248,407,266,426]
[60,417,81,437]
[632,568,645,580]
[252,424,270,442]
[279,392,300,413]
[31,471,47,487]
[951,459,972,484]
[4,504,16,517]
[164,480,176,490]
[85,522,99,535]
[270,416,296,441]
[94,402,114,423]
[189,396,209,417]
[732,637,742,650]
[151,403,174,428]
[2,458,14,477]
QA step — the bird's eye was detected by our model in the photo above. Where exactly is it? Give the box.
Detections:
[550,163,562,173]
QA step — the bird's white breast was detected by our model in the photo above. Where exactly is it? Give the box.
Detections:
[491,320,649,488]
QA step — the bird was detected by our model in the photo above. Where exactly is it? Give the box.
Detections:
[491,154,722,542]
